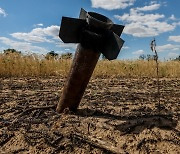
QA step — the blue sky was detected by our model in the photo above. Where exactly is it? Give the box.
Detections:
[0,0,180,60]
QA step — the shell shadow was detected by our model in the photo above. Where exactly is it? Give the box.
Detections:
[76,107,179,135]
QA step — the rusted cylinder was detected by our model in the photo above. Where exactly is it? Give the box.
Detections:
[56,44,100,113]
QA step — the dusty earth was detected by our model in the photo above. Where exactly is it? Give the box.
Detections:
[0,77,179,154]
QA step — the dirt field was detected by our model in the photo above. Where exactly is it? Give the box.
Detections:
[0,77,179,154]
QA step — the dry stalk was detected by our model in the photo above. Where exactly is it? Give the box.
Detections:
[151,38,161,114]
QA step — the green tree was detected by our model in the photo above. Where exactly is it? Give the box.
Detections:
[173,55,180,61]
[146,54,156,61]
[139,54,146,60]
[3,49,21,55]
[60,52,72,59]
[45,51,58,60]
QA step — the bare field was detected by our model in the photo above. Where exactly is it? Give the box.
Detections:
[0,77,179,154]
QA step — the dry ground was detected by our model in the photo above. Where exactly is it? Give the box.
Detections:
[0,77,179,154]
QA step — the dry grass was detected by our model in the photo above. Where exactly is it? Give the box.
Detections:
[95,60,180,78]
[0,53,71,77]
[0,53,179,78]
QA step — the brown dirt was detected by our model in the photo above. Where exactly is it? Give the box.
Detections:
[0,77,179,154]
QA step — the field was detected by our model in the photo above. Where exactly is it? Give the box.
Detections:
[0,53,180,78]
[0,77,179,154]
[0,54,180,153]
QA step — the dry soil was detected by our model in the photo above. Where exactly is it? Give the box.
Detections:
[0,77,179,154]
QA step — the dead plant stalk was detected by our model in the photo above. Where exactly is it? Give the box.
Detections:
[151,38,161,114]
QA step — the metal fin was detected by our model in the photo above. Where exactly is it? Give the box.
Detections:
[79,8,87,19]
[59,17,86,43]
[100,32,124,60]
[111,24,125,37]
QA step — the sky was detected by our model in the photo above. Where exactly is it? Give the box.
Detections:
[0,0,180,60]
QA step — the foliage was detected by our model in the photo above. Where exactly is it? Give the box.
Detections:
[139,54,146,60]
[3,49,21,55]
[60,52,72,59]
[139,54,157,61]
[174,55,180,61]
[45,51,58,60]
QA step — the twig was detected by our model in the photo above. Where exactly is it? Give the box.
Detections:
[72,133,122,154]
[18,105,56,117]
[8,105,56,126]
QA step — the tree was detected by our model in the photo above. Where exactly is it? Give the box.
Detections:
[174,55,180,61]
[60,52,73,59]
[3,49,21,55]
[45,51,58,60]
[139,54,156,61]
[146,54,156,61]
[139,54,146,60]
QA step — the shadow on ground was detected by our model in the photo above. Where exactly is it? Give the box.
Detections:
[76,107,179,135]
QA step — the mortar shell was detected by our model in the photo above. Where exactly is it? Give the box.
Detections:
[56,44,100,113]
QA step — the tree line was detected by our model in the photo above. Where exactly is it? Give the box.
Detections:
[1,49,180,61]
[1,49,73,60]
[139,54,180,61]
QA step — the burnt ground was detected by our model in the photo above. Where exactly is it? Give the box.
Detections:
[0,77,179,154]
